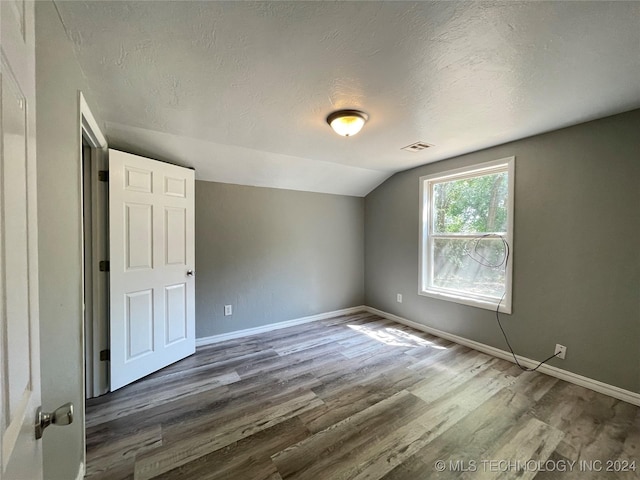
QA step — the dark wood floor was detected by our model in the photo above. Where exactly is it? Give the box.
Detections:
[85,312,640,480]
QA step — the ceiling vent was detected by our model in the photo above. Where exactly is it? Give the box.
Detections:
[401,141,433,152]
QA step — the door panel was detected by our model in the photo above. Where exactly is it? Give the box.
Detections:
[125,203,153,270]
[164,177,186,197]
[125,166,152,193]
[109,150,195,391]
[165,283,187,345]
[1,0,43,477]
[125,289,154,360]
[3,59,30,423]
[165,207,186,265]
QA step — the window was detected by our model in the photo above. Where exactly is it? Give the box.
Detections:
[419,157,514,313]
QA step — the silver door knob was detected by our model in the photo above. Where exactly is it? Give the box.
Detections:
[35,402,74,439]
[186,270,195,277]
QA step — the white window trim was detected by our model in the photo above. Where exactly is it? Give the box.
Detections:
[419,157,515,314]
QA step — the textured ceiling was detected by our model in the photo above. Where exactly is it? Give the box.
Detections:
[54,1,640,196]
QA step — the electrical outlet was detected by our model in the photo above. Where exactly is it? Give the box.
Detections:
[554,344,566,360]
[224,305,233,316]
[397,294,403,303]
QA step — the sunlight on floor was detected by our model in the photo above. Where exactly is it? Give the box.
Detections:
[347,324,448,349]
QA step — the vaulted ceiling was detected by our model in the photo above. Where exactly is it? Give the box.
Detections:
[54,1,640,196]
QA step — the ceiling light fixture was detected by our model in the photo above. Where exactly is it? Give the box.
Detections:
[326,110,369,137]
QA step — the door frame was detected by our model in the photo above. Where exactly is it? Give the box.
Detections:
[78,92,107,473]
[80,93,109,400]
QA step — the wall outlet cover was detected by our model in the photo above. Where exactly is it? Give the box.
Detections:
[554,344,567,360]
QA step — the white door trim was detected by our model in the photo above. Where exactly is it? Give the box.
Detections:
[78,92,106,476]
[80,94,106,148]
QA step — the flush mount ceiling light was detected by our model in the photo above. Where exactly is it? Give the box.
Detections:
[326,110,369,137]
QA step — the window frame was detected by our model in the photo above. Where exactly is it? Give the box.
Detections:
[419,157,515,314]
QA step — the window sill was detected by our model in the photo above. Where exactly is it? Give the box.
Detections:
[419,288,512,314]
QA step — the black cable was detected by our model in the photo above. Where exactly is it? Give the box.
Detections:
[463,233,509,269]
[465,234,559,372]
[494,291,559,372]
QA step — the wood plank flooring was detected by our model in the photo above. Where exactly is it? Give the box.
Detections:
[85,312,640,479]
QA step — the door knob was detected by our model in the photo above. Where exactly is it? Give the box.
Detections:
[186,270,195,277]
[35,402,74,439]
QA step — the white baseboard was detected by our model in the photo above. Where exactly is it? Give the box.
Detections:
[365,306,640,407]
[75,461,85,480]
[196,305,367,347]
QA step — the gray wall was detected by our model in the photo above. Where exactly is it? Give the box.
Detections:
[195,181,364,338]
[35,2,104,478]
[365,109,640,392]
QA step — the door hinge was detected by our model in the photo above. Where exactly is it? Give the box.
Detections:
[99,260,110,272]
[98,170,109,182]
[100,349,110,361]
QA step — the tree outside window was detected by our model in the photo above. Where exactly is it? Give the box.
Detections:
[420,158,514,313]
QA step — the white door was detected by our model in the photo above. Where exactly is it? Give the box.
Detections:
[109,150,195,390]
[1,1,43,478]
